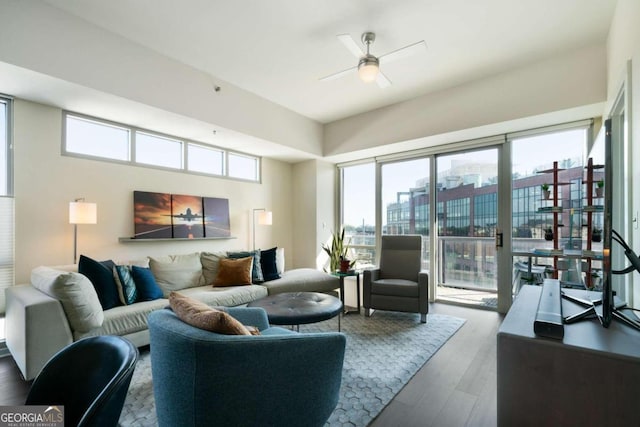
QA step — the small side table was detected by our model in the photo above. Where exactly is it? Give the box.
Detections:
[332,270,360,314]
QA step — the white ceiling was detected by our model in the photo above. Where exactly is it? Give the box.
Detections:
[43,0,617,124]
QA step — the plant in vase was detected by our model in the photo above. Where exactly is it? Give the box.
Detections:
[321,227,354,273]
[595,179,604,197]
[541,183,551,200]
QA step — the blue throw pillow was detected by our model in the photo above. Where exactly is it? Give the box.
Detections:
[227,250,264,283]
[113,265,138,305]
[78,255,121,310]
[260,247,280,282]
[131,266,163,301]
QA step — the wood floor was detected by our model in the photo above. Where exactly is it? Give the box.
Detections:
[0,303,502,426]
[371,303,502,427]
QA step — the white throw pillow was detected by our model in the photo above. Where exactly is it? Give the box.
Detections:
[149,253,204,296]
[276,247,285,274]
[31,266,104,332]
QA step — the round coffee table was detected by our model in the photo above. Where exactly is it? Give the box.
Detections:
[247,292,343,331]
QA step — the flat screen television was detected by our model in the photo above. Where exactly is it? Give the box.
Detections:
[589,119,640,330]
[601,118,613,327]
[563,119,640,329]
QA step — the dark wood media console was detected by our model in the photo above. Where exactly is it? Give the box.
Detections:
[497,283,640,426]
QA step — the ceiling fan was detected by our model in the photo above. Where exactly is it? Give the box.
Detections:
[320,32,427,88]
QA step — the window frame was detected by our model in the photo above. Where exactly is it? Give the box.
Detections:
[0,94,13,316]
[62,111,261,182]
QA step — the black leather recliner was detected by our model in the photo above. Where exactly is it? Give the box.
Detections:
[25,335,139,427]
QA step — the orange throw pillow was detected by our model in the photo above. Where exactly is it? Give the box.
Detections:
[169,292,255,335]
[212,257,253,287]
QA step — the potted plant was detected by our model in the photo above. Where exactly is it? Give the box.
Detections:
[541,183,551,200]
[595,179,604,197]
[321,227,354,273]
[544,227,554,241]
[592,227,602,242]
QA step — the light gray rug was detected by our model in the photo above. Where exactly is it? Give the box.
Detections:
[119,311,465,427]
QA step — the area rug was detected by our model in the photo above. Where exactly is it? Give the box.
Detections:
[119,311,465,427]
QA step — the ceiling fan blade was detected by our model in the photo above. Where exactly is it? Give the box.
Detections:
[319,65,357,81]
[376,71,392,88]
[337,34,364,58]
[379,40,427,65]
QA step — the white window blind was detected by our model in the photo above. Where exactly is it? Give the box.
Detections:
[0,196,14,314]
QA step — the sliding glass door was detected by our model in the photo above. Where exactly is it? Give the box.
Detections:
[435,148,500,308]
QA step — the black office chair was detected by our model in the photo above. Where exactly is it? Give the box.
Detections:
[26,336,138,427]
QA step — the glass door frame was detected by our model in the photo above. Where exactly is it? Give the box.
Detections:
[428,138,513,313]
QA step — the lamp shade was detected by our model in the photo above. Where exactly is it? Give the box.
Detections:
[258,211,273,226]
[69,202,97,225]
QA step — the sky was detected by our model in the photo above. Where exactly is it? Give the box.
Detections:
[343,128,587,226]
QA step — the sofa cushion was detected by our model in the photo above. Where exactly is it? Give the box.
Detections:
[131,266,164,301]
[169,292,252,335]
[227,250,264,283]
[78,255,121,310]
[179,284,268,307]
[113,265,138,305]
[31,266,104,332]
[200,251,227,286]
[213,257,253,287]
[262,268,339,295]
[260,247,280,282]
[74,298,168,340]
[149,253,204,296]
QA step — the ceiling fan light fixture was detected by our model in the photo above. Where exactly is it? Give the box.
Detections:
[358,55,379,83]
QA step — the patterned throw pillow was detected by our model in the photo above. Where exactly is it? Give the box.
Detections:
[113,265,138,305]
[213,257,253,287]
[169,292,256,335]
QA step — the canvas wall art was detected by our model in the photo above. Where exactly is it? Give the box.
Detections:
[170,194,205,238]
[133,191,230,239]
[134,191,173,239]
[203,197,231,238]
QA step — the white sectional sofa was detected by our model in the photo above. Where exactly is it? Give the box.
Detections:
[5,249,339,380]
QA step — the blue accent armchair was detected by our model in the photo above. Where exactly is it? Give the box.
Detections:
[148,307,346,427]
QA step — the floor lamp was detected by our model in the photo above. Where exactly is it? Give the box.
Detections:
[69,198,97,264]
[252,208,272,250]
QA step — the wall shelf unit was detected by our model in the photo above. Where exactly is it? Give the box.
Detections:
[119,237,237,243]
[533,160,604,287]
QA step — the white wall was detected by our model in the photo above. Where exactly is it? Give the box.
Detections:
[291,160,336,270]
[324,44,607,156]
[0,1,323,157]
[13,99,294,282]
[606,0,640,306]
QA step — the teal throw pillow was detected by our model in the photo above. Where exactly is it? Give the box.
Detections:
[131,266,164,301]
